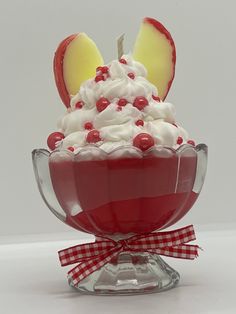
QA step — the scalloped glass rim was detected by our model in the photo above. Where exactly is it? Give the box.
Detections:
[32,143,208,159]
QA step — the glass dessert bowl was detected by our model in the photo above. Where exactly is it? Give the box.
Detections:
[32,143,207,294]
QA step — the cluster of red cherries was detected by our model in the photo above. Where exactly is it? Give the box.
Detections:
[47,58,195,152]
[94,58,136,83]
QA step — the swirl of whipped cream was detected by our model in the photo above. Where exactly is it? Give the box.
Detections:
[57,54,190,152]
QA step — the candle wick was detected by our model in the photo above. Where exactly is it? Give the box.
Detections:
[117,33,125,59]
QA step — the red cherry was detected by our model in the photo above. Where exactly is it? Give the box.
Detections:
[177,136,183,145]
[84,122,93,130]
[135,119,144,127]
[86,130,101,143]
[96,97,110,112]
[118,98,128,106]
[95,75,105,82]
[96,66,103,72]
[75,101,84,109]
[119,58,127,64]
[133,133,155,151]
[152,95,161,102]
[133,96,148,111]
[187,140,196,146]
[47,132,65,150]
[67,146,74,152]
[127,72,135,79]
[100,66,109,73]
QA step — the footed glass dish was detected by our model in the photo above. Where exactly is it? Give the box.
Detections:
[32,144,207,295]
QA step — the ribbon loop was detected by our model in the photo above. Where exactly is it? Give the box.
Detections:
[58,225,200,286]
[129,225,196,250]
[59,241,115,266]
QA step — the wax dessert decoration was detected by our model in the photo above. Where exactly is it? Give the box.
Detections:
[50,53,189,153]
[32,17,208,295]
[48,19,184,153]
[133,17,176,100]
[54,33,104,107]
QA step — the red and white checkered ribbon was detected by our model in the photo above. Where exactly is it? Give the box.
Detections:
[58,225,199,286]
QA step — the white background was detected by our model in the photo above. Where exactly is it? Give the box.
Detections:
[0,0,236,237]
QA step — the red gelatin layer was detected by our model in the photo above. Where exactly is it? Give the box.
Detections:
[49,153,198,236]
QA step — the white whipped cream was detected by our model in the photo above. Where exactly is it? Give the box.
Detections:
[57,54,189,152]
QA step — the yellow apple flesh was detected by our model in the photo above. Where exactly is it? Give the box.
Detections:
[133,18,176,100]
[54,33,104,107]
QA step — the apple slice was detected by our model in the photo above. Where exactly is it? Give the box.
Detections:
[54,33,104,107]
[133,17,176,100]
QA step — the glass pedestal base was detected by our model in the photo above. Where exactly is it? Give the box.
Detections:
[69,252,180,295]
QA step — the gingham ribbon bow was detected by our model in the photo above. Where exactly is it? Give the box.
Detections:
[58,225,199,286]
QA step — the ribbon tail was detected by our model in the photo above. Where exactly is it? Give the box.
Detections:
[67,247,122,286]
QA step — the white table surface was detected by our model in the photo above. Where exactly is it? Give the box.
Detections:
[1,226,236,314]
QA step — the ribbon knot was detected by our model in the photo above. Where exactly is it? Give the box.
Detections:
[58,225,199,286]
[118,239,130,250]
